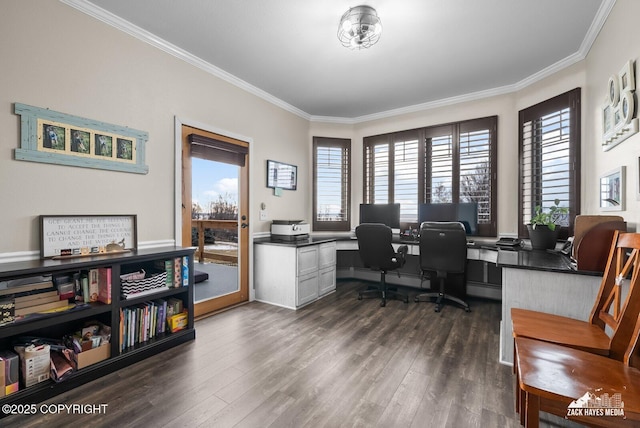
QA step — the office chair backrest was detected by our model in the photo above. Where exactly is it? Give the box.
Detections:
[419,221,467,275]
[355,223,397,271]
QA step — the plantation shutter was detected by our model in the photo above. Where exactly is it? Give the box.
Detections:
[313,137,351,231]
[393,131,420,222]
[363,135,391,204]
[459,118,496,230]
[519,88,580,238]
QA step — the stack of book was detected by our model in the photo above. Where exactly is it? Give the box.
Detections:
[0,276,74,324]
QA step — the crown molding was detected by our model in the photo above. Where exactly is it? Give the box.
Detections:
[62,0,615,126]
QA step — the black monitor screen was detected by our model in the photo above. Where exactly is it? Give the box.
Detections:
[359,203,401,229]
[418,202,478,235]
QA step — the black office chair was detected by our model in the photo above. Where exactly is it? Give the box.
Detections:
[355,223,409,307]
[415,221,470,312]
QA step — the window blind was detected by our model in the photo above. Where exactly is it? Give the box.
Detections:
[189,134,247,167]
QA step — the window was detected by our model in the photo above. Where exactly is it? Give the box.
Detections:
[364,117,497,236]
[313,137,351,231]
[518,88,580,238]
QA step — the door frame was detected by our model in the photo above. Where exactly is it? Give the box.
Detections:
[174,116,254,311]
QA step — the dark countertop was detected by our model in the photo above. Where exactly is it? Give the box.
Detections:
[496,248,601,276]
[255,232,602,276]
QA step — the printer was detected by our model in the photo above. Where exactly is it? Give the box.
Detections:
[271,220,310,240]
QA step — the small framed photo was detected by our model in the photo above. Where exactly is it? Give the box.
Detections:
[599,166,625,211]
[42,123,66,151]
[619,60,636,92]
[608,74,620,106]
[621,90,635,125]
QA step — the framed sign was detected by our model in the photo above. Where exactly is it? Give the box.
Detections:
[266,159,297,190]
[40,215,137,259]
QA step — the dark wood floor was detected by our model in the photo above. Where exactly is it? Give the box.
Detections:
[4,281,524,428]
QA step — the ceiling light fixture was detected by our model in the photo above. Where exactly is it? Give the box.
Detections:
[337,5,382,50]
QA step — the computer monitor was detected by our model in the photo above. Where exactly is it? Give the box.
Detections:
[359,203,401,229]
[418,202,478,235]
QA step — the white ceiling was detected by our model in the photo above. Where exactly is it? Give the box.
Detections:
[68,0,612,121]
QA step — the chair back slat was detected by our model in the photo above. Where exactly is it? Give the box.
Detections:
[599,240,640,329]
[596,232,640,361]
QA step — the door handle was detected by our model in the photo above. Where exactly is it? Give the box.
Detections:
[241,223,249,229]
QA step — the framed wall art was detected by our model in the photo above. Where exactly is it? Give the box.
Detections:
[266,159,297,191]
[14,103,149,174]
[602,60,638,151]
[599,166,625,211]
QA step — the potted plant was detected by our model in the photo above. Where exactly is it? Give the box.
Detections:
[527,199,569,250]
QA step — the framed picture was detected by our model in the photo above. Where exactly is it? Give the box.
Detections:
[40,215,137,259]
[266,159,297,190]
[14,103,149,174]
[599,166,625,211]
[619,60,636,92]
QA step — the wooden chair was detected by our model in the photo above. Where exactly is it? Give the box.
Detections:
[514,313,640,427]
[511,231,640,360]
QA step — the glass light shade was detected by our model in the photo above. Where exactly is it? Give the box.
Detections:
[337,5,382,50]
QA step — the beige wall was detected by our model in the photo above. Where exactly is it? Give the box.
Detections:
[1,0,638,258]
[0,1,309,256]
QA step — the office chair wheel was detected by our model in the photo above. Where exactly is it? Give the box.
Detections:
[380,300,386,307]
[357,295,363,300]
[414,297,419,303]
[465,307,471,313]
[434,305,441,313]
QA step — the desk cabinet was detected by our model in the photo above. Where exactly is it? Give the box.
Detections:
[254,241,336,309]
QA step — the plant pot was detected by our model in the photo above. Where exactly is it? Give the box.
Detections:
[526,224,559,250]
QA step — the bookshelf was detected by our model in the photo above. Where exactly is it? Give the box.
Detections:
[0,246,195,413]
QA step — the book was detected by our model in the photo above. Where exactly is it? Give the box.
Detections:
[0,277,54,297]
[173,257,182,288]
[14,290,59,306]
[88,269,99,302]
[0,297,15,326]
[81,275,89,304]
[15,299,70,316]
[98,267,112,304]
[153,299,167,335]
[182,256,189,287]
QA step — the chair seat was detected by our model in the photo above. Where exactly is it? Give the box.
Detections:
[515,337,640,426]
[511,308,611,355]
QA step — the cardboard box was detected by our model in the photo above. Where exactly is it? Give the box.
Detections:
[74,343,110,370]
[0,350,19,395]
[168,311,188,333]
[14,344,50,387]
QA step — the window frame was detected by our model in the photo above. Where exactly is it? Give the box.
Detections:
[363,116,497,236]
[313,136,351,231]
[518,88,581,239]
